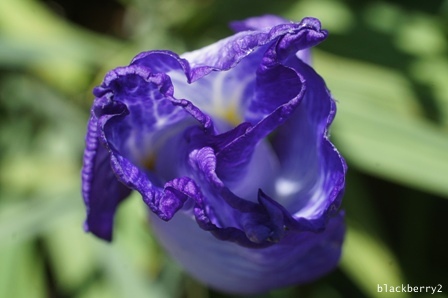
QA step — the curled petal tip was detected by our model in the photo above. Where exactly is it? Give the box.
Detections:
[299,17,323,31]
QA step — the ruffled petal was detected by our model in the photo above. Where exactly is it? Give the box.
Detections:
[187,146,280,247]
[205,19,324,181]
[158,18,325,125]
[81,115,131,241]
[182,17,326,80]
[166,18,326,195]
[82,61,213,239]
[94,65,200,163]
[230,14,313,65]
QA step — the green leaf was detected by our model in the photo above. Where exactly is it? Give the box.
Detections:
[0,0,121,93]
[341,223,408,298]
[43,211,98,294]
[0,242,46,298]
[99,242,172,298]
[0,194,81,246]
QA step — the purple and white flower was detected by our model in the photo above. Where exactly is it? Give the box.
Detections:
[82,15,347,294]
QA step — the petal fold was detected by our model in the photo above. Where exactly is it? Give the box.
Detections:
[271,57,347,228]
[82,115,131,241]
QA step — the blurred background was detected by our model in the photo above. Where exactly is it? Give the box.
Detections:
[0,0,447,297]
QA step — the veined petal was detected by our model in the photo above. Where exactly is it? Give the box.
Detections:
[230,14,312,65]
[158,17,326,128]
[170,18,326,194]
[95,65,194,163]
[182,17,326,80]
[82,62,213,239]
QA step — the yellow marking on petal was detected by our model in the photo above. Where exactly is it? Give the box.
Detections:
[206,71,249,127]
[222,104,242,127]
[142,153,156,171]
[210,100,242,127]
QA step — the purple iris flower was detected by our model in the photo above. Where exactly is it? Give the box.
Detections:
[82,15,347,294]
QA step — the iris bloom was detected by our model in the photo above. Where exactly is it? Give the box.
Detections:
[82,15,347,294]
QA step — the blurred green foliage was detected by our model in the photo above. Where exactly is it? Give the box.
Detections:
[0,0,447,297]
